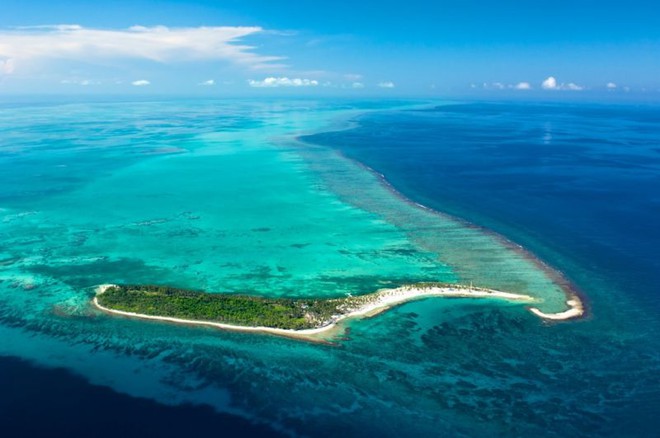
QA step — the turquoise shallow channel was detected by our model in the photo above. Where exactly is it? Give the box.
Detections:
[0,99,609,436]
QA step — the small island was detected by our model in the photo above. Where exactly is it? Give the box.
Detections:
[93,283,584,342]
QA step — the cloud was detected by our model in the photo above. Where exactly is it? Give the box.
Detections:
[514,81,532,90]
[564,82,583,91]
[60,78,100,86]
[199,79,215,86]
[248,77,319,87]
[0,58,15,74]
[344,73,363,81]
[0,25,284,70]
[378,81,395,88]
[606,82,617,89]
[131,79,150,86]
[352,82,365,89]
[481,82,507,90]
[542,76,558,90]
[541,76,584,91]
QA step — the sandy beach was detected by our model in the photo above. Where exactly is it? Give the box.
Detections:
[92,283,584,342]
[529,298,585,321]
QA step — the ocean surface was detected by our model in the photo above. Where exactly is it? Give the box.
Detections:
[0,98,658,437]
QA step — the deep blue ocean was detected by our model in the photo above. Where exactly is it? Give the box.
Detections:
[1,99,659,437]
[309,102,660,316]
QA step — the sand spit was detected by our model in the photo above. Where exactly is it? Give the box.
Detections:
[529,297,585,321]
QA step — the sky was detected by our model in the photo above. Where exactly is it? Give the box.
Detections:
[0,0,659,97]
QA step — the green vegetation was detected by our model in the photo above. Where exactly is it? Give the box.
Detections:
[95,282,489,330]
[96,285,347,330]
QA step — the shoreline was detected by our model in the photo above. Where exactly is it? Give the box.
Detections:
[92,283,583,342]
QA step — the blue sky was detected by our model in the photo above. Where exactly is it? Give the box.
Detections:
[0,0,658,96]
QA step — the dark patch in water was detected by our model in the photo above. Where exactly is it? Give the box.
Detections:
[26,257,174,289]
[0,355,284,438]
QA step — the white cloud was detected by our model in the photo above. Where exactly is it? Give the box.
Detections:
[606,82,617,89]
[199,79,215,86]
[60,78,100,86]
[514,81,532,90]
[564,82,583,91]
[352,82,365,89]
[0,58,15,74]
[541,76,583,91]
[542,76,558,90]
[248,77,319,87]
[131,79,150,86]
[0,25,284,70]
[378,81,395,88]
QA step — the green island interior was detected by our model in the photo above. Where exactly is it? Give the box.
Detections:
[97,284,346,330]
[95,282,519,331]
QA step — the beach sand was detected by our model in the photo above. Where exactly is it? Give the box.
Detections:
[529,298,585,321]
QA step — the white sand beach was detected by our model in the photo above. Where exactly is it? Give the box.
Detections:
[529,298,585,321]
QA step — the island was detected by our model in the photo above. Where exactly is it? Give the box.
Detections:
[93,283,584,342]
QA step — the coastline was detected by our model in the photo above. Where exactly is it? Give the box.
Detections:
[93,283,583,342]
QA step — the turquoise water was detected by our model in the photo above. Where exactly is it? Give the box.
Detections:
[1,100,455,301]
[1,99,656,437]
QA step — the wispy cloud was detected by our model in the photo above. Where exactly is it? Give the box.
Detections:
[199,79,215,86]
[0,58,15,74]
[60,78,100,86]
[378,81,395,88]
[248,77,319,87]
[606,82,617,89]
[514,81,532,90]
[344,73,363,81]
[352,82,365,89]
[564,82,584,91]
[481,82,517,90]
[0,25,284,71]
[131,79,150,86]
